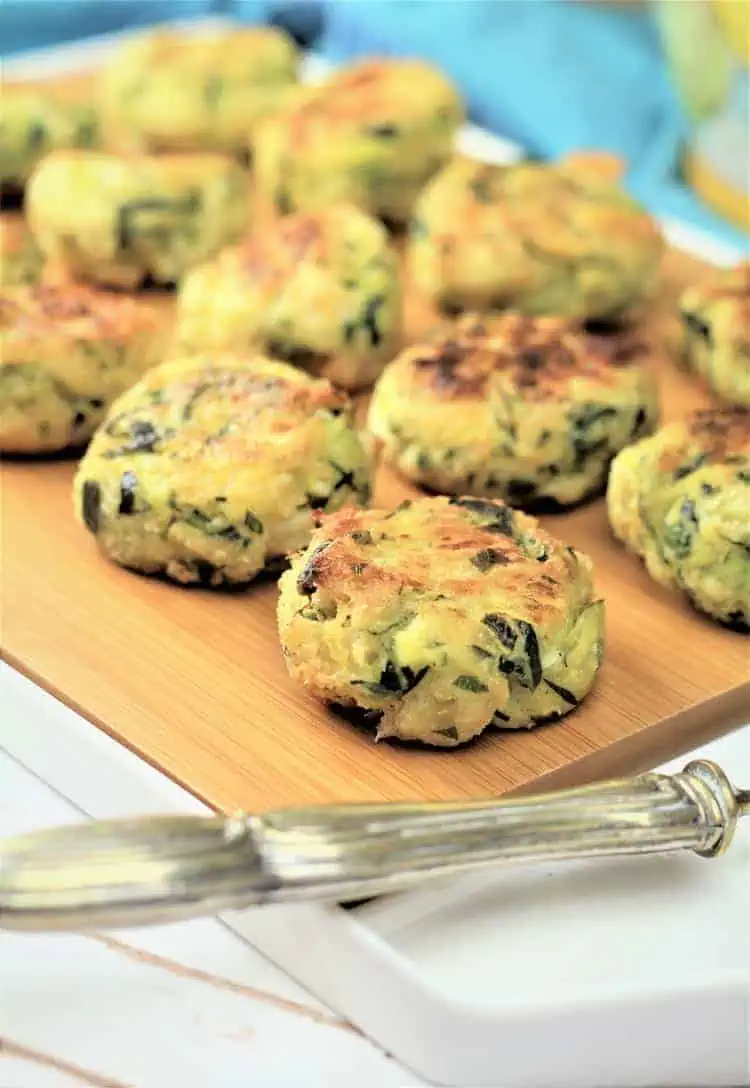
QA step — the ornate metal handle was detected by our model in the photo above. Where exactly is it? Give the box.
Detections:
[1,759,747,933]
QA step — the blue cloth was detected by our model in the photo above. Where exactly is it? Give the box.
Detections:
[3,0,747,248]
[0,1,316,53]
[319,0,748,249]
[232,0,322,42]
[0,1,215,55]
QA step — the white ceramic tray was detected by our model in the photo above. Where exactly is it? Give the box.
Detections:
[2,662,749,1088]
[3,21,749,1088]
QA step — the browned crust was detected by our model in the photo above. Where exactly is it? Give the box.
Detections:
[686,262,750,305]
[400,312,650,401]
[0,213,32,257]
[688,405,750,451]
[658,407,750,473]
[681,263,750,352]
[293,497,580,628]
[282,58,457,143]
[425,158,663,267]
[0,283,162,340]
[236,212,329,283]
[144,356,347,418]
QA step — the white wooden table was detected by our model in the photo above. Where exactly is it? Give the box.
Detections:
[0,675,419,1088]
[3,661,748,1088]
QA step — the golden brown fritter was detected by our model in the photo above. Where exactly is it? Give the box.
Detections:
[409,156,664,318]
[177,205,401,390]
[100,26,299,156]
[369,313,659,508]
[0,214,43,286]
[0,88,99,193]
[608,407,750,627]
[255,58,463,224]
[679,262,750,407]
[74,354,374,586]
[26,150,248,288]
[0,283,168,453]
[278,495,605,746]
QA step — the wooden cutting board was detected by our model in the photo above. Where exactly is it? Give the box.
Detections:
[1,68,747,808]
[2,241,748,813]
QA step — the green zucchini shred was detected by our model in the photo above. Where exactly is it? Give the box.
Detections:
[470,547,508,573]
[434,725,460,741]
[454,674,489,693]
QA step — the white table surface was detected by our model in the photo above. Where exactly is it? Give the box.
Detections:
[0,714,419,1088]
[3,670,748,1088]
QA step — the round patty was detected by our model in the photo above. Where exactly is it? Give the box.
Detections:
[0,88,99,194]
[101,26,298,156]
[679,262,750,407]
[409,156,664,319]
[0,214,43,286]
[74,354,374,586]
[254,58,463,225]
[607,407,750,627]
[368,313,659,509]
[177,206,401,391]
[0,284,168,453]
[27,150,248,288]
[278,495,604,746]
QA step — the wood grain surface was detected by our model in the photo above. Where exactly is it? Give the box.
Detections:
[2,239,748,812]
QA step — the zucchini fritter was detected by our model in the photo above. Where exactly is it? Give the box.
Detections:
[0,88,99,193]
[278,495,605,746]
[607,407,750,627]
[0,214,43,286]
[368,313,659,508]
[0,284,167,453]
[74,354,374,586]
[255,58,463,224]
[679,262,750,407]
[101,26,299,156]
[26,150,248,288]
[409,156,664,319]
[177,206,401,390]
